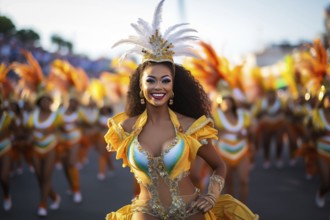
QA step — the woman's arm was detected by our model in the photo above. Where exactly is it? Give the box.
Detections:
[187,140,226,214]
[197,140,226,178]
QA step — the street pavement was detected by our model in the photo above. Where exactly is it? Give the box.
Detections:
[0,148,329,220]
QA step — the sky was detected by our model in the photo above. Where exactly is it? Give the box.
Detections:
[0,0,329,62]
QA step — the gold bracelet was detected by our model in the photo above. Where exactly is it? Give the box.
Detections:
[204,194,216,206]
[210,173,225,192]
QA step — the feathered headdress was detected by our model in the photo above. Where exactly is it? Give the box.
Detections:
[184,41,243,95]
[281,55,298,98]
[0,63,14,101]
[113,0,199,63]
[183,42,225,92]
[87,79,107,107]
[306,39,327,79]
[49,59,89,93]
[11,50,46,101]
[48,59,89,108]
[99,71,127,104]
[294,39,328,98]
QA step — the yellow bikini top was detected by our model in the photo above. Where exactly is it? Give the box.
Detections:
[104,108,217,185]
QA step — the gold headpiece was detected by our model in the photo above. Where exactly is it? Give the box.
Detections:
[113,0,199,63]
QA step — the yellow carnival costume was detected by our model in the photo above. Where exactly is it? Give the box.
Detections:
[0,63,13,157]
[28,109,62,156]
[60,108,82,146]
[78,79,103,148]
[0,111,12,157]
[213,109,251,167]
[104,109,258,220]
[108,0,258,219]
[48,59,85,148]
[311,109,330,163]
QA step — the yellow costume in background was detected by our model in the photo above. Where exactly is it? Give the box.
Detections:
[104,109,258,220]
[213,109,251,167]
[28,108,62,157]
[0,111,12,157]
[311,109,330,163]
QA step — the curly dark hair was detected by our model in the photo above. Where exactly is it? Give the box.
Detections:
[125,61,211,119]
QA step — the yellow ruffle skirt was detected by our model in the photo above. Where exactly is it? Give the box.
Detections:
[105,194,259,220]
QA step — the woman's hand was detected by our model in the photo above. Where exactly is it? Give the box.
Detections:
[186,194,216,214]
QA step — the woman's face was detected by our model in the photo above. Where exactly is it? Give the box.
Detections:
[40,96,53,111]
[70,98,79,108]
[140,64,173,107]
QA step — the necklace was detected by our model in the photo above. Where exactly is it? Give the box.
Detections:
[63,111,78,123]
[82,108,99,123]
[262,98,280,114]
[33,109,57,129]
[217,109,244,132]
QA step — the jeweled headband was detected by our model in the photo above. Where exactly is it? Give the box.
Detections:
[112,0,199,63]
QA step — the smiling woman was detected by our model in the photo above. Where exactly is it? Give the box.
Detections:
[103,0,258,219]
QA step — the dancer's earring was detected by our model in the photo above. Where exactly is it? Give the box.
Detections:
[169,92,174,105]
[139,91,145,105]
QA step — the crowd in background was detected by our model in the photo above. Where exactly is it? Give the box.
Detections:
[0,33,111,78]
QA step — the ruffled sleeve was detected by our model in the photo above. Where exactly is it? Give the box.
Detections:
[311,109,323,131]
[3,112,12,128]
[54,110,64,127]
[104,112,131,167]
[243,110,251,127]
[185,115,218,161]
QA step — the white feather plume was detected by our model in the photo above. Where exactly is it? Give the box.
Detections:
[170,36,199,45]
[112,36,151,50]
[130,23,145,37]
[119,46,146,63]
[175,50,199,58]
[137,18,152,36]
[174,50,200,59]
[163,23,189,38]
[167,29,198,42]
[151,0,165,33]
[113,0,199,62]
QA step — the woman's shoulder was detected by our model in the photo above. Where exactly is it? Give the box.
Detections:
[121,115,139,133]
[174,111,216,135]
[174,112,200,132]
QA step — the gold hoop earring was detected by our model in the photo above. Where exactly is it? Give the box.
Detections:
[139,91,145,105]
[169,92,174,105]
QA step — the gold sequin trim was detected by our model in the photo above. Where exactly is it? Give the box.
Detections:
[185,118,214,136]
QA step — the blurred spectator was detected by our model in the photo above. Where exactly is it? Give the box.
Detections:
[0,33,111,78]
